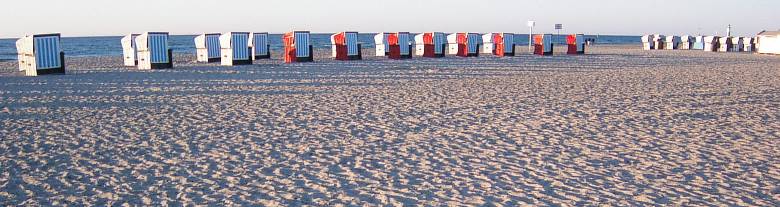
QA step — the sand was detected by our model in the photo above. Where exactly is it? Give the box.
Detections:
[1,45,779,206]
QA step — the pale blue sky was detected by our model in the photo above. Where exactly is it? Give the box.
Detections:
[2,0,778,38]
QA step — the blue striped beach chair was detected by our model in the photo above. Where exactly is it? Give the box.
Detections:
[135,32,173,70]
[397,32,412,59]
[15,33,65,76]
[219,32,252,66]
[466,33,481,57]
[121,34,140,66]
[195,33,221,62]
[500,33,516,56]
[249,32,271,60]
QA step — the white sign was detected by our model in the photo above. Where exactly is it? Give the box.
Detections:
[527,21,536,27]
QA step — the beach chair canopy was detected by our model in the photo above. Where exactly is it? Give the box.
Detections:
[482,33,494,44]
[121,34,139,52]
[641,35,654,43]
[704,36,719,43]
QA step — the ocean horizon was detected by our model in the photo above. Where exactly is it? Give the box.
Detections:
[0,34,640,61]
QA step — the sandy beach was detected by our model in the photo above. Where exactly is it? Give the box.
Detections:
[1,45,779,206]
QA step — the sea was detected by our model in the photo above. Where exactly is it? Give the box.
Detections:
[0,34,639,61]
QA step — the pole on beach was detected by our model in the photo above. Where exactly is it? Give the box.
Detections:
[555,24,563,46]
[528,21,536,54]
[727,24,732,37]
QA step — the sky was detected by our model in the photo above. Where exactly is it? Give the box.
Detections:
[1,0,778,38]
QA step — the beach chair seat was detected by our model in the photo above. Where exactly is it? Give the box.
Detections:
[16,33,65,76]
[331,32,362,61]
[283,31,313,63]
[195,33,221,63]
[135,32,173,70]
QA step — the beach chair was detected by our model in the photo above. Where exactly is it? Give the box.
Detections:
[481,33,494,54]
[283,31,313,63]
[566,34,585,55]
[664,36,680,50]
[692,36,705,50]
[730,37,743,52]
[135,32,173,70]
[16,33,65,76]
[374,33,390,57]
[703,36,720,52]
[249,32,270,60]
[331,32,362,61]
[742,37,754,52]
[493,33,516,57]
[533,34,554,56]
[447,33,480,57]
[121,34,139,66]
[195,33,221,63]
[376,32,411,60]
[652,35,665,50]
[219,32,252,66]
[414,32,446,58]
[680,35,693,50]
[718,37,732,52]
[641,35,654,50]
